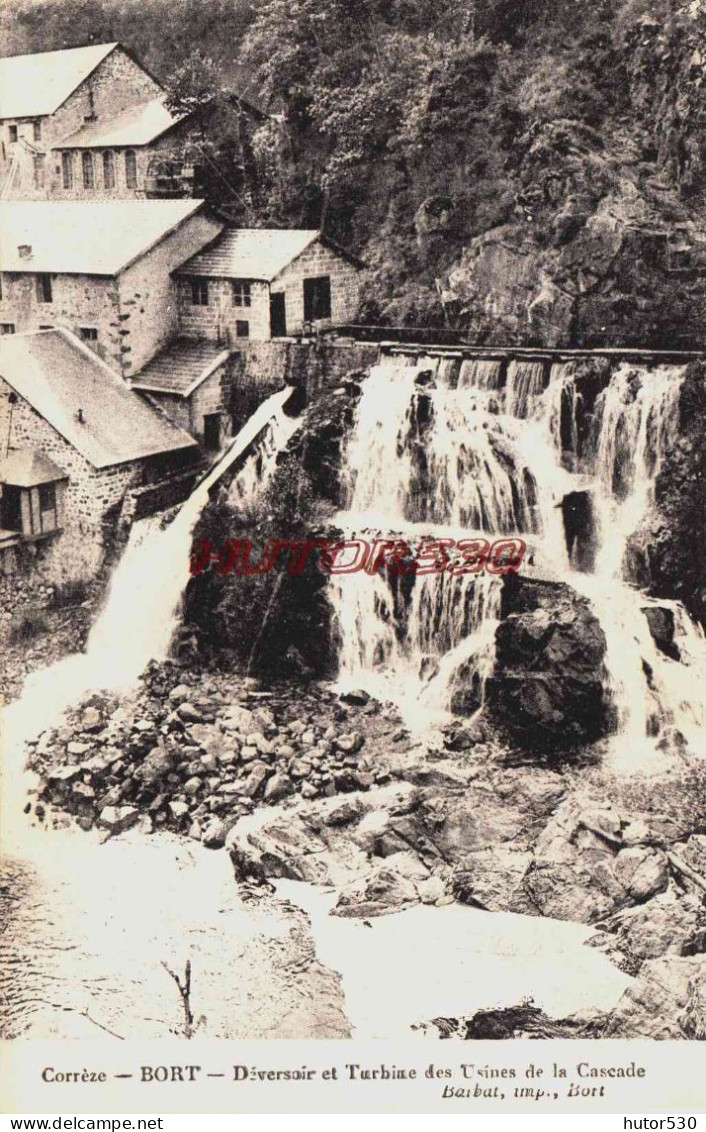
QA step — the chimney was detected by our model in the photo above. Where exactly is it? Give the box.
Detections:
[18,244,32,259]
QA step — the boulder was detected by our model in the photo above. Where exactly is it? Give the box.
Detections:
[559,490,597,573]
[67,741,92,757]
[642,605,681,661]
[339,689,370,706]
[263,772,295,803]
[98,805,139,835]
[486,576,609,751]
[527,798,669,923]
[604,955,706,1039]
[80,706,103,732]
[169,683,192,702]
[587,893,706,971]
[453,847,535,913]
[177,702,203,723]
[134,745,174,787]
[201,818,228,849]
[613,846,669,904]
[334,864,420,918]
[240,762,271,798]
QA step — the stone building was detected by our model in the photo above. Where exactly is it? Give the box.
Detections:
[52,92,268,202]
[0,198,223,376]
[0,41,268,203]
[130,338,234,449]
[0,329,198,610]
[128,229,363,442]
[0,42,162,200]
[174,229,363,342]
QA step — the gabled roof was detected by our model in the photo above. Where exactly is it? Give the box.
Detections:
[175,228,323,281]
[131,338,231,397]
[0,330,197,468]
[0,200,208,275]
[55,95,188,150]
[0,43,118,120]
[0,448,68,487]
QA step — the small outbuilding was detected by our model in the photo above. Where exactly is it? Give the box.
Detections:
[0,328,198,613]
[174,228,363,342]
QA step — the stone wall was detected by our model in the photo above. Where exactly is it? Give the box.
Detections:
[2,47,162,201]
[175,241,362,343]
[229,340,379,427]
[0,212,222,377]
[0,272,122,367]
[117,212,223,376]
[0,374,156,632]
[177,278,271,343]
[51,120,197,202]
[190,360,236,443]
[273,241,361,335]
[139,360,236,445]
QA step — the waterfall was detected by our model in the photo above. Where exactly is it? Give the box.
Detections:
[571,363,701,758]
[333,353,705,757]
[1,388,299,845]
[458,358,504,391]
[333,357,543,726]
[506,359,547,419]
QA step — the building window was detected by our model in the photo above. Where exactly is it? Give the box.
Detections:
[125,149,137,189]
[82,151,95,189]
[103,150,115,190]
[203,414,221,451]
[39,325,53,330]
[33,120,42,143]
[61,152,74,189]
[0,323,15,335]
[79,327,98,342]
[303,276,332,321]
[38,482,59,532]
[1,485,22,531]
[33,154,46,189]
[36,274,53,303]
[235,320,250,339]
[8,124,17,143]
[232,281,252,307]
[190,278,209,306]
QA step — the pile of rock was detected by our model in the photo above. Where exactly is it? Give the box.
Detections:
[29,663,391,850]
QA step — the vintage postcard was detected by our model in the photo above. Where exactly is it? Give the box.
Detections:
[0,0,705,1118]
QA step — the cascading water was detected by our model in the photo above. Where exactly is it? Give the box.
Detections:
[1,387,299,847]
[505,358,547,419]
[332,353,705,759]
[0,389,311,1042]
[571,363,705,760]
[331,356,563,728]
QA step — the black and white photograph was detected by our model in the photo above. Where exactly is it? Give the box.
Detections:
[0,0,705,1116]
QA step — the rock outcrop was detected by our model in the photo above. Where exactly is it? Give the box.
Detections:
[486,575,609,751]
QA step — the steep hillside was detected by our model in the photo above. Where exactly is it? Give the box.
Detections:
[5,0,705,346]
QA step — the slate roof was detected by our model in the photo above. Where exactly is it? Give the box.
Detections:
[0,448,68,487]
[0,200,208,275]
[175,228,323,281]
[0,43,118,120]
[0,330,197,468]
[56,95,187,149]
[131,338,231,397]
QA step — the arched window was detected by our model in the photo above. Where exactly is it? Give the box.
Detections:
[61,152,74,189]
[125,149,137,189]
[103,150,115,190]
[82,151,94,189]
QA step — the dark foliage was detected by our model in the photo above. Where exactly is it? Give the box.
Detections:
[7,0,705,343]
